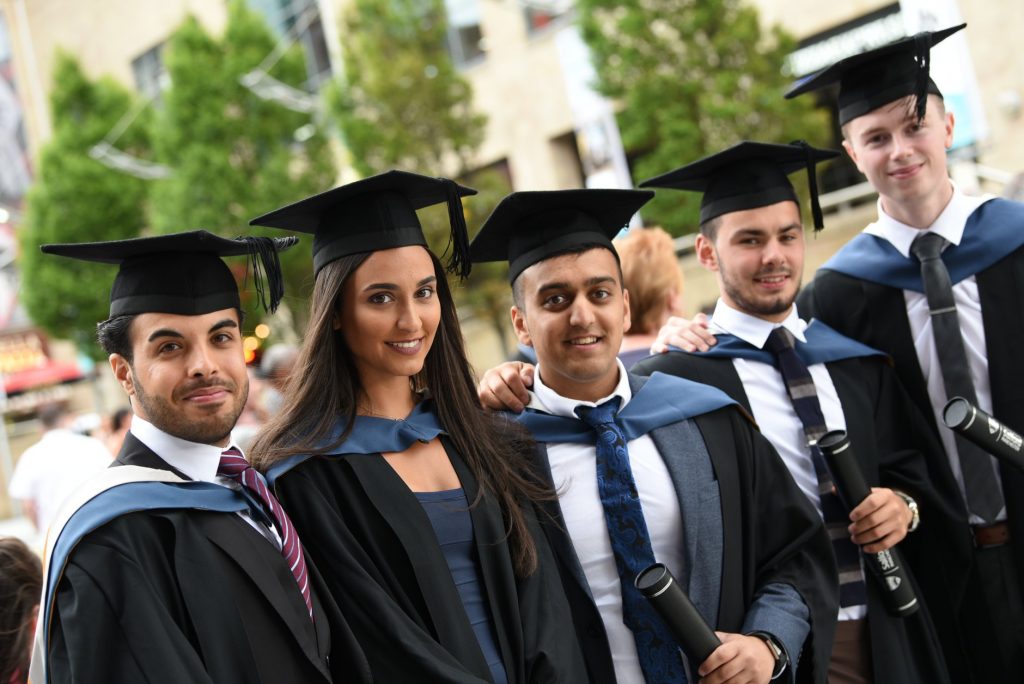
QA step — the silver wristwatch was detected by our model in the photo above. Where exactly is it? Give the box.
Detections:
[894,490,920,533]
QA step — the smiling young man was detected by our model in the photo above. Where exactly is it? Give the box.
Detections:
[29,231,369,684]
[633,141,953,684]
[472,189,838,684]
[784,24,1024,682]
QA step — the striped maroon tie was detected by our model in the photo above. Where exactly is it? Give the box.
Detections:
[218,447,313,619]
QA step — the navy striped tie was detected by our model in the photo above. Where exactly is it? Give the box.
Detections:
[765,327,867,608]
[218,447,313,620]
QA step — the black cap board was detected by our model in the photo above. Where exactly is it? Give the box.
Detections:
[785,24,965,125]
[639,141,840,230]
[42,230,297,318]
[249,169,477,278]
[469,189,654,282]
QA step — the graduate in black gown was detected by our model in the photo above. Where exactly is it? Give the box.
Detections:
[248,171,589,683]
[784,24,1024,682]
[633,141,953,684]
[472,189,839,684]
[30,231,369,684]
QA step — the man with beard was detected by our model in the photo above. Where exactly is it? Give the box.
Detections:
[473,189,838,684]
[29,231,369,684]
[632,141,953,684]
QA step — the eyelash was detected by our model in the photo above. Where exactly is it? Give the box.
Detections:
[544,290,612,306]
[368,287,435,305]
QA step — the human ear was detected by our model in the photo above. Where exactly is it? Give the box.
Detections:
[695,234,719,272]
[511,305,532,347]
[110,354,135,397]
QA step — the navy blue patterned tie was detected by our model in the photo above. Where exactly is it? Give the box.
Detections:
[575,399,686,683]
[765,327,867,608]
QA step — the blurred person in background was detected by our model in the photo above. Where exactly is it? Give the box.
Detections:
[232,367,267,452]
[613,227,685,367]
[7,403,111,533]
[259,343,299,416]
[0,536,41,684]
[104,407,132,457]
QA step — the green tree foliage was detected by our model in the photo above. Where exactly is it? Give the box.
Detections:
[19,54,149,356]
[421,166,515,357]
[149,0,336,321]
[326,0,486,177]
[577,0,830,234]
[327,0,511,350]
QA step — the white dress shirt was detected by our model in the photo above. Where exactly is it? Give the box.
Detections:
[529,360,685,684]
[8,429,112,532]
[130,416,282,548]
[709,300,866,621]
[864,187,1005,523]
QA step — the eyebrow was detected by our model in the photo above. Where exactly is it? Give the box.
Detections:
[147,318,237,343]
[147,329,183,343]
[362,275,437,291]
[210,319,238,333]
[537,275,617,293]
[734,223,802,235]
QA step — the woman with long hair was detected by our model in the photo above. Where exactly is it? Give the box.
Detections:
[0,537,41,684]
[249,171,587,683]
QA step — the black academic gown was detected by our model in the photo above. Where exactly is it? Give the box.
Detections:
[526,399,838,684]
[273,436,590,683]
[633,351,953,684]
[800,243,1024,681]
[47,433,370,684]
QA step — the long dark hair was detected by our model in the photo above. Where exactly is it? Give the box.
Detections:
[251,249,547,576]
[0,537,41,684]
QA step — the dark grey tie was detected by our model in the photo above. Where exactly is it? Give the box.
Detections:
[911,232,1003,522]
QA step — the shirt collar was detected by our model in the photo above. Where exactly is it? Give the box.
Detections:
[129,415,242,483]
[709,298,807,349]
[863,182,992,258]
[529,358,632,418]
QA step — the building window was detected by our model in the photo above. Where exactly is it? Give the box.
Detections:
[247,0,332,90]
[523,0,572,35]
[445,0,485,67]
[131,43,168,103]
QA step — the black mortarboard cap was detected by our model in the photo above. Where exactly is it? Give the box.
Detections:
[42,230,297,318]
[249,169,477,278]
[785,24,965,125]
[639,141,840,230]
[470,189,654,282]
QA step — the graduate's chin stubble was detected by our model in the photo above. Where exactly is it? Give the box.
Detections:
[132,371,246,445]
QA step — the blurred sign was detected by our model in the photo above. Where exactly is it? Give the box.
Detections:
[786,10,905,77]
[0,329,83,397]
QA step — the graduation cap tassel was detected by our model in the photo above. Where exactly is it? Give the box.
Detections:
[238,236,295,313]
[442,179,473,280]
[791,140,825,231]
[913,32,931,124]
